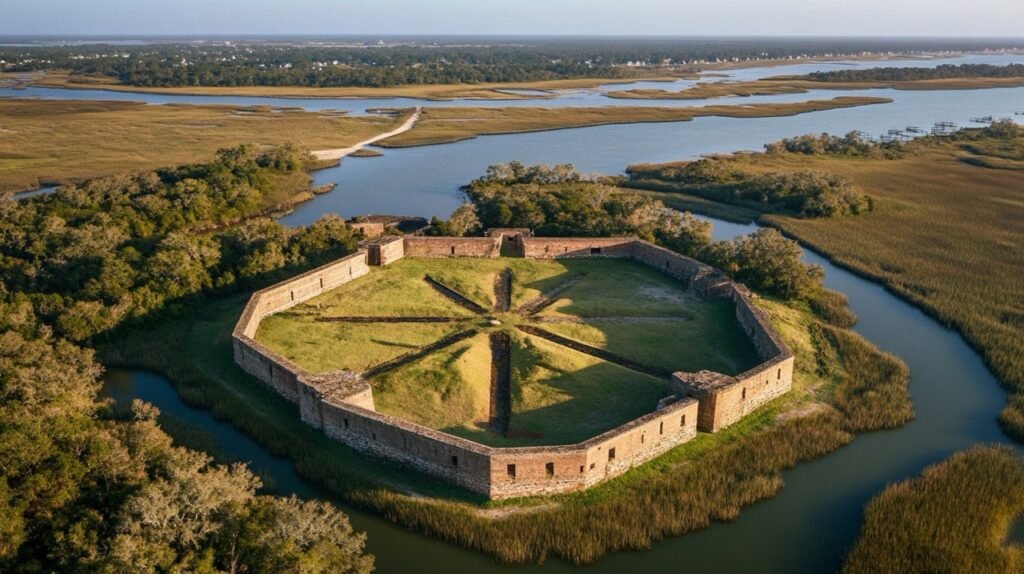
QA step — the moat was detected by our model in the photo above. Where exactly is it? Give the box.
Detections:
[103,211,1016,573]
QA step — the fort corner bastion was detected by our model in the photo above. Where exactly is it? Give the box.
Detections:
[231,230,794,499]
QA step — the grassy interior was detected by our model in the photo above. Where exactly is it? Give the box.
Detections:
[371,332,493,435]
[542,299,761,375]
[255,317,464,373]
[254,256,763,446]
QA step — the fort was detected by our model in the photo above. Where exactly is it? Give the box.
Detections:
[232,230,794,499]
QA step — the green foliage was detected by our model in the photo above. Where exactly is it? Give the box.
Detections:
[804,62,1024,82]
[0,145,359,341]
[764,131,903,158]
[843,446,1024,574]
[454,162,712,255]
[701,228,824,300]
[0,149,375,571]
[626,157,873,218]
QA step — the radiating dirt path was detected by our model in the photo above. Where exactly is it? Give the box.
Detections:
[489,332,512,435]
[424,275,489,314]
[515,273,587,315]
[363,329,478,378]
[517,325,672,379]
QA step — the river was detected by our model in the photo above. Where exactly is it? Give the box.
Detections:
[24,52,1020,572]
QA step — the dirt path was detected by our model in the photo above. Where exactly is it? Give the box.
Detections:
[312,107,421,161]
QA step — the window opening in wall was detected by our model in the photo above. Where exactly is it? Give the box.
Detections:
[343,418,349,429]
[319,277,324,289]
[545,462,554,477]
[641,434,645,444]
[450,246,456,255]
[372,432,376,440]
[451,456,458,467]
[590,247,602,254]
[778,368,782,380]
[681,414,686,427]
[579,465,585,473]
[659,421,664,434]
[589,463,596,470]
[742,388,747,400]
[665,261,670,269]
[507,464,516,479]
[290,290,295,301]
[608,448,616,461]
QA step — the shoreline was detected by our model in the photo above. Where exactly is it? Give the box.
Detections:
[11,50,1019,102]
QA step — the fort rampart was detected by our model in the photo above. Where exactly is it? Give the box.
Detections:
[232,232,794,499]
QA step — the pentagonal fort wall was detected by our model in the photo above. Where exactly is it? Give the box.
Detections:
[232,234,794,499]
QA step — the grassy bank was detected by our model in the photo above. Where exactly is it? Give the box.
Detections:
[843,446,1024,574]
[0,98,400,194]
[97,280,911,564]
[623,130,1024,440]
[607,76,1024,100]
[376,97,892,147]
[25,71,687,101]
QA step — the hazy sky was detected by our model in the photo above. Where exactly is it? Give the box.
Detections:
[4,0,1024,37]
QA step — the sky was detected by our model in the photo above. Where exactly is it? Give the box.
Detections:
[4,0,1024,37]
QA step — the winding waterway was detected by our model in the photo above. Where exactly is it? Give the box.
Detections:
[102,210,1018,572]
[20,52,1021,572]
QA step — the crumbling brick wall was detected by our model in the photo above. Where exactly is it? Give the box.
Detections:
[403,237,501,258]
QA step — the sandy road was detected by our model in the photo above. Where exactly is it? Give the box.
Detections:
[312,107,421,161]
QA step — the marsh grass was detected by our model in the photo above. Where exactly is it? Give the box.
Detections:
[843,446,1024,574]
[606,76,1024,100]
[377,97,892,147]
[0,98,399,194]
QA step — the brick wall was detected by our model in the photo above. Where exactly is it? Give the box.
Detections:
[403,237,501,258]
[521,237,636,259]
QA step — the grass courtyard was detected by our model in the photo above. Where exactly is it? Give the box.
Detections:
[254,256,762,446]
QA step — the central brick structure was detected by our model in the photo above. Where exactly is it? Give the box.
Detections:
[232,232,794,499]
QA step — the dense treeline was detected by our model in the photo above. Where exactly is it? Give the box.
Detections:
[0,328,372,573]
[625,155,873,218]
[0,144,359,342]
[802,62,1024,83]
[4,38,1023,87]
[764,132,903,158]
[438,162,839,310]
[0,146,375,571]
